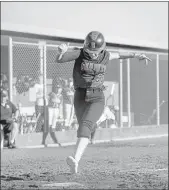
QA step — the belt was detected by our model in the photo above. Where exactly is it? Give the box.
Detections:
[76,87,103,92]
[86,88,103,92]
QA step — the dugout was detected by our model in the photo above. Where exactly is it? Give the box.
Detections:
[1,22,168,128]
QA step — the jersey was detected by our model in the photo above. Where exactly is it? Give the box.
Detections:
[56,48,110,89]
[73,49,109,89]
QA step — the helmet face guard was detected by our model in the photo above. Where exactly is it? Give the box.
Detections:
[83,31,106,58]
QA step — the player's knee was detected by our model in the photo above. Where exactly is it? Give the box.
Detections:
[77,121,95,139]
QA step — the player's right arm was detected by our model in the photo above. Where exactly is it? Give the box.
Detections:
[56,44,81,63]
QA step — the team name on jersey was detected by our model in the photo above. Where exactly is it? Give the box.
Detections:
[81,61,106,74]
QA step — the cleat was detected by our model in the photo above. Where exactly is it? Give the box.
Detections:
[66,156,78,174]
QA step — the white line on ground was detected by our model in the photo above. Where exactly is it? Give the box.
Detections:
[118,168,168,173]
[42,182,84,187]
[154,168,168,171]
[17,133,168,149]
[111,134,168,142]
[17,142,76,149]
[133,168,168,173]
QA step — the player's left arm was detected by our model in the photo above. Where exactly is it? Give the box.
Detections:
[109,51,152,65]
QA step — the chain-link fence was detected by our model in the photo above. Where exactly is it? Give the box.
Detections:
[46,44,76,131]
[8,38,168,135]
[10,40,79,134]
[11,41,46,134]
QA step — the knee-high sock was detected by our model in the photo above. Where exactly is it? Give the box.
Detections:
[73,137,89,163]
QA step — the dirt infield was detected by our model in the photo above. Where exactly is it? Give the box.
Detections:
[1,137,168,189]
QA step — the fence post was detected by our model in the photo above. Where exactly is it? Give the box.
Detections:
[43,42,47,133]
[39,41,47,133]
[119,59,123,128]
[8,37,13,102]
[127,59,131,127]
[156,54,160,126]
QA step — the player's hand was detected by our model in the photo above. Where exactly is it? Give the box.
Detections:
[58,43,69,54]
[135,53,152,65]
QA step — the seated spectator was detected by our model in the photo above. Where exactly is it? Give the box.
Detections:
[0,90,19,149]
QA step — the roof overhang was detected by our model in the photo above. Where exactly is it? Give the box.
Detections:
[1,22,168,53]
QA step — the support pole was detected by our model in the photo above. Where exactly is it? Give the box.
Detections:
[119,59,123,128]
[127,59,131,127]
[156,54,160,126]
[8,37,13,101]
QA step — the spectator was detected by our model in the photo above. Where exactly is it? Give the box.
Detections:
[67,79,75,127]
[41,89,62,146]
[34,73,46,132]
[62,79,74,127]
[0,73,9,91]
[0,90,19,149]
[48,87,63,130]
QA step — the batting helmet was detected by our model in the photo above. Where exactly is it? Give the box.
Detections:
[83,31,106,54]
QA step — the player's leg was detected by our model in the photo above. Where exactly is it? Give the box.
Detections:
[48,107,53,128]
[66,88,87,174]
[105,107,117,128]
[106,107,115,120]
[3,123,17,148]
[90,123,97,144]
[51,108,59,129]
[91,107,109,144]
[49,108,61,146]
[74,100,104,162]
[41,107,49,146]
[67,89,105,174]
[42,131,48,146]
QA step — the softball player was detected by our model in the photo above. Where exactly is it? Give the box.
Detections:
[56,31,151,174]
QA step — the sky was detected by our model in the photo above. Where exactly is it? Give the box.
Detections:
[1,2,168,49]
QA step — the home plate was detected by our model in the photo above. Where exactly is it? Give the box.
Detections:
[42,182,84,188]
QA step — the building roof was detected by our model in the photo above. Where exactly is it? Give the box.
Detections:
[1,22,168,53]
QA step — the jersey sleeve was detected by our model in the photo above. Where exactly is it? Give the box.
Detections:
[56,49,81,63]
[108,52,120,60]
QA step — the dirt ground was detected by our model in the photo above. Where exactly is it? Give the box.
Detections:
[1,136,168,189]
